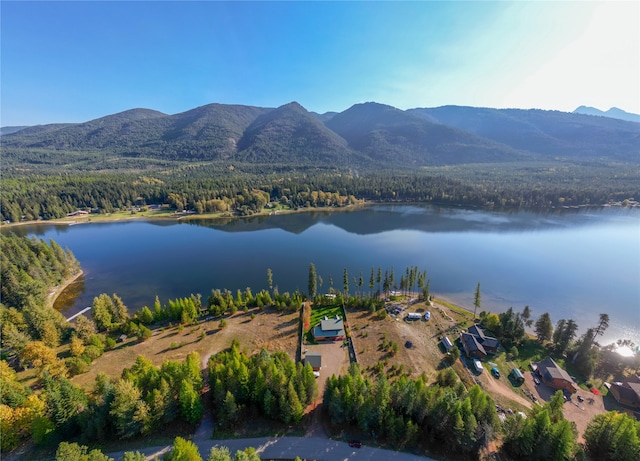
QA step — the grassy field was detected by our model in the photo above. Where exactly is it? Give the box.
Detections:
[309,304,343,330]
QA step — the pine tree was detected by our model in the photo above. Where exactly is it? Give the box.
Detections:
[308,263,317,299]
[534,312,553,343]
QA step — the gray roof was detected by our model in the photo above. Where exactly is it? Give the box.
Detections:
[461,332,486,355]
[313,317,345,338]
[305,353,322,369]
[467,324,499,350]
[468,324,486,339]
[321,318,343,331]
[537,357,574,384]
[612,381,640,404]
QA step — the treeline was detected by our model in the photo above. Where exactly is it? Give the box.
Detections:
[0,233,79,362]
[51,437,297,461]
[0,352,203,452]
[324,363,498,456]
[0,232,78,312]
[3,161,637,222]
[208,340,318,427]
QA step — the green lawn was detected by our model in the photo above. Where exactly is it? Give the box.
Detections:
[309,304,343,330]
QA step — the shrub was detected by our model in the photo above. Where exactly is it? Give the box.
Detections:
[138,325,152,341]
[65,356,90,376]
[83,345,103,361]
[105,336,117,350]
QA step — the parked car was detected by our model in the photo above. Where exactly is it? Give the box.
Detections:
[349,440,362,448]
[491,367,500,378]
[533,377,541,385]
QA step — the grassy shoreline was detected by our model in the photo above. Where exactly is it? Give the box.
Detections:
[1,202,368,229]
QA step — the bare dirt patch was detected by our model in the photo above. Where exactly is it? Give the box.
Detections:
[72,307,299,389]
[523,370,606,442]
[346,299,535,410]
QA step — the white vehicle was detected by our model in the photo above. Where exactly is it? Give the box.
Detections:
[424,311,431,320]
[406,312,421,321]
[473,359,484,373]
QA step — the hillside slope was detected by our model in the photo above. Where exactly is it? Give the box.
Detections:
[409,106,640,162]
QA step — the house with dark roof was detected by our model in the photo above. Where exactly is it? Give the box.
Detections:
[467,324,499,353]
[460,331,487,359]
[305,352,322,371]
[312,316,345,341]
[536,357,577,393]
[608,376,640,409]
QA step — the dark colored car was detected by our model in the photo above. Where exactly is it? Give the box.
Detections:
[349,440,362,448]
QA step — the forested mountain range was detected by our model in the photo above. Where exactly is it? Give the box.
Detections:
[3,101,638,169]
[407,106,640,163]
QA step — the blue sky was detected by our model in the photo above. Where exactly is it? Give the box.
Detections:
[2,1,638,126]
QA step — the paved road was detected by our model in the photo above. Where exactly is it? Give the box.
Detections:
[108,436,437,461]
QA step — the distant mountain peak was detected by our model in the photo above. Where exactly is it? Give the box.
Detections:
[573,105,640,123]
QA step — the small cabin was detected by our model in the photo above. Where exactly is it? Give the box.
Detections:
[305,352,322,371]
[510,367,525,384]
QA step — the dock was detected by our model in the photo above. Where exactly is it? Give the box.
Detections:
[66,306,92,322]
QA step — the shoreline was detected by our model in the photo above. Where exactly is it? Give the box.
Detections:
[47,269,84,310]
[1,202,369,229]
[3,200,636,230]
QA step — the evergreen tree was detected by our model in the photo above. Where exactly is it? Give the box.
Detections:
[166,437,202,461]
[584,411,640,461]
[534,312,554,343]
[179,380,203,424]
[343,268,349,296]
[473,283,481,319]
[308,263,317,299]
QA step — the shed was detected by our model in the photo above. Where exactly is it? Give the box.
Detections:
[305,352,322,371]
[510,368,525,384]
[442,336,453,352]
[117,334,127,343]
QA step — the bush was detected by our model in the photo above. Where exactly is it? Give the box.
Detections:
[83,345,104,361]
[376,308,387,319]
[105,337,117,350]
[65,356,90,376]
[138,325,152,341]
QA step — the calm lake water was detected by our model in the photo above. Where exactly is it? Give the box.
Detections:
[11,204,640,346]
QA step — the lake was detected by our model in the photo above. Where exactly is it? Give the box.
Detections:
[11,204,640,346]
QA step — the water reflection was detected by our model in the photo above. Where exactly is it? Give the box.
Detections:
[182,204,632,235]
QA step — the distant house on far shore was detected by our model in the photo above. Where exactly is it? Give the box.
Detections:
[67,210,88,217]
[312,316,345,341]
